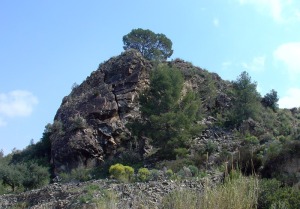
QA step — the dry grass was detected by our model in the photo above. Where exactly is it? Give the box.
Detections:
[161,172,259,209]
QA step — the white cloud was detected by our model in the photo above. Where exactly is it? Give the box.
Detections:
[279,88,300,108]
[0,90,38,118]
[238,0,298,23]
[274,42,300,77]
[213,18,220,27]
[241,56,266,72]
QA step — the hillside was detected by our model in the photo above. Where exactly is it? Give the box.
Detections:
[0,49,299,208]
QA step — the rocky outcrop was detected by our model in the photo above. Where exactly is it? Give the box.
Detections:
[50,50,233,172]
[50,50,152,172]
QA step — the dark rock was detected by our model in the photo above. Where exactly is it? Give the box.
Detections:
[50,49,151,172]
[49,50,233,172]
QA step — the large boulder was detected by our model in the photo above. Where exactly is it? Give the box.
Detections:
[50,50,151,172]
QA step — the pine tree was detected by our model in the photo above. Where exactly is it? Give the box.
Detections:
[130,64,203,159]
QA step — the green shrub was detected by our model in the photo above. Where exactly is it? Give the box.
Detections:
[159,158,194,173]
[60,167,92,183]
[258,178,300,209]
[109,163,134,182]
[22,162,50,189]
[149,169,159,181]
[78,185,117,208]
[177,167,192,179]
[69,115,88,131]
[165,169,174,179]
[51,120,65,136]
[188,165,199,177]
[205,140,217,155]
[244,135,259,145]
[174,148,189,158]
[124,166,134,182]
[137,168,150,182]
[262,140,300,185]
[109,163,125,180]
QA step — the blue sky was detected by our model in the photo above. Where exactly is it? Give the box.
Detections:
[1,0,300,154]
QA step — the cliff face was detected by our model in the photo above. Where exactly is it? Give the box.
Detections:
[50,50,152,172]
[50,50,232,172]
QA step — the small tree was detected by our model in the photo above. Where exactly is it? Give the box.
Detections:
[261,89,279,111]
[123,28,173,61]
[227,71,261,127]
[0,164,25,192]
[22,163,50,189]
[129,64,204,159]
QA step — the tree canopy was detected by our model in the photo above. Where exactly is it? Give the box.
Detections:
[123,28,173,61]
[129,64,203,159]
[261,89,279,111]
[227,71,261,126]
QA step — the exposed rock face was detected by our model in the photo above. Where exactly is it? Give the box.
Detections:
[51,50,152,172]
[50,51,233,172]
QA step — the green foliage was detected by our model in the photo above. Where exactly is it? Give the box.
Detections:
[68,114,88,131]
[149,169,159,180]
[199,72,218,112]
[0,124,52,193]
[22,162,49,189]
[130,64,204,159]
[0,163,25,192]
[123,28,173,61]
[137,168,150,182]
[244,135,259,145]
[109,163,125,180]
[174,148,189,158]
[140,64,184,116]
[205,140,218,155]
[261,89,279,111]
[51,120,65,137]
[258,178,300,209]
[188,165,199,177]
[11,124,52,167]
[159,158,194,173]
[78,185,117,208]
[60,167,92,183]
[124,166,134,182]
[262,140,300,185]
[165,169,174,179]
[109,163,134,182]
[0,161,49,192]
[227,71,261,127]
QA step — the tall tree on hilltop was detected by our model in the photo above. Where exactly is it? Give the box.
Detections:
[123,28,173,61]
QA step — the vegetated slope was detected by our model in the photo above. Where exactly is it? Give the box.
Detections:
[48,49,299,182]
[48,49,233,172]
[1,49,300,208]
